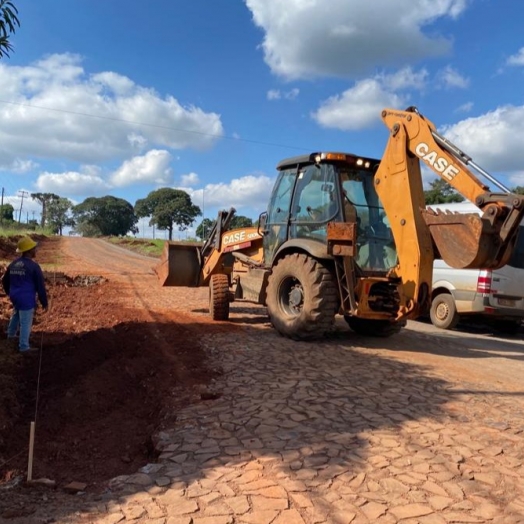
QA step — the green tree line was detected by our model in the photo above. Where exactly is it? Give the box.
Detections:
[0,188,255,240]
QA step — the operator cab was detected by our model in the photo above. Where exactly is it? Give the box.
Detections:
[261,152,397,272]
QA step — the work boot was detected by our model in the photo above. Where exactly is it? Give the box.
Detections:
[20,347,39,354]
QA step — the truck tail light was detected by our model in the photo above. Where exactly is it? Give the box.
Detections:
[477,270,492,294]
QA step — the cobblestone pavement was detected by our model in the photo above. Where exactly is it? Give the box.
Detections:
[5,238,524,524]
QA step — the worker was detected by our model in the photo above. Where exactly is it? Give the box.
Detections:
[2,237,48,353]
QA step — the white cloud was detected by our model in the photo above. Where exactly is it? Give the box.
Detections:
[35,171,111,196]
[34,149,175,195]
[267,89,281,100]
[180,172,200,187]
[0,158,39,173]
[455,101,473,113]
[245,0,468,80]
[110,150,173,187]
[312,79,404,130]
[186,174,275,214]
[508,172,524,187]
[267,88,300,101]
[437,65,469,89]
[384,68,428,91]
[312,67,427,130]
[441,105,524,172]
[506,47,524,67]
[4,189,43,219]
[0,53,224,166]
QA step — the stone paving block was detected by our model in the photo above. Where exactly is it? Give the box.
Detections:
[327,510,356,523]
[361,501,388,520]
[164,500,199,516]
[290,492,313,508]
[428,495,453,511]
[251,495,289,511]
[272,508,307,524]
[237,510,279,524]
[166,518,192,524]
[226,495,250,515]
[193,516,233,524]
[389,503,434,519]
[244,486,288,499]
[202,501,233,516]
[440,511,484,522]
[146,502,167,519]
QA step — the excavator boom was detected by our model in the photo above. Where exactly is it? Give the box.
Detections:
[378,107,524,270]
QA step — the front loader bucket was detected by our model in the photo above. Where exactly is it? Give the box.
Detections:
[422,209,500,269]
[154,241,202,287]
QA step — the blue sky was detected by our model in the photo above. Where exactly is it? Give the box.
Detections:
[1,0,524,239]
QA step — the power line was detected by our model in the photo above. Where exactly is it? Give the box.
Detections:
[0,98,311,153]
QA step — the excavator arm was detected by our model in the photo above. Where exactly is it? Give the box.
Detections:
[374,106,524,319]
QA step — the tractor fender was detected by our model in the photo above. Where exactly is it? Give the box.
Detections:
[271,238,333,266]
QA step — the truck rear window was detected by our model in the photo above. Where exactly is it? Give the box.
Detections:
[508,226,524,269]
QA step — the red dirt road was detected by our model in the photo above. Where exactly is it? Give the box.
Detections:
[0,236,218,488]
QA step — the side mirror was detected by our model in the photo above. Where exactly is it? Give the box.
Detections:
[258,211,268,235]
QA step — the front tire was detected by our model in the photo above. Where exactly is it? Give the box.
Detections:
[266,253,337,340]
[430,293,459,330]
[209,274,230,321]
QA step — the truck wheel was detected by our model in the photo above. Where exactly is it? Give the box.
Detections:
[344,317,403,337]
[209,274,230,321]
[266,253,337,340]
[430,293,459,330]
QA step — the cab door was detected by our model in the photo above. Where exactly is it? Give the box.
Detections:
[263,167,297,263]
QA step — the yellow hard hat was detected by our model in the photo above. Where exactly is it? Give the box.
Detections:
[16,237,37,253]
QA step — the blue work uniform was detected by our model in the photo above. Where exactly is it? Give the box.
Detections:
[2,257,48,310]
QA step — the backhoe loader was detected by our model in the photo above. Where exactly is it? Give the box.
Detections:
[155,107,524,339]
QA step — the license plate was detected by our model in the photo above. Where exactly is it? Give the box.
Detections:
[498,298,516,307]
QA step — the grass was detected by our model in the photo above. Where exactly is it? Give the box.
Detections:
[0,225,54,237]
[104,237,166,258]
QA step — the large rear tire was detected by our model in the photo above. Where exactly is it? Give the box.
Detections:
[266,253,337,340]
[345,316,403,337]
[209,273,230,321]
[430,293,459,330]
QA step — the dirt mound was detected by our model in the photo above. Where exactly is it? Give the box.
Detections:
[0,237,215,489]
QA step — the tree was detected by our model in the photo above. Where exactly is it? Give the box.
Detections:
[0,0,19,59]
[512,186,524,195]
[230,215,253,229]
[31,192,60,227]
[0,202,14,222]
[73,196,138,237]
[424,179,464,205]
[47,197,74,235]
[196,215,254,240]
[135,188,201,241]
[196,218,215,240]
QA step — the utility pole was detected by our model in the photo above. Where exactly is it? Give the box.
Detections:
[18,190,29,223]
[0,187,4,227]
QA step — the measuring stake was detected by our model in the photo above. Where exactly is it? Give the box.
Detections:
[27,421,35,482]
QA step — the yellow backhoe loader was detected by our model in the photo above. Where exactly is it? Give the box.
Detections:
[155,107,524,339]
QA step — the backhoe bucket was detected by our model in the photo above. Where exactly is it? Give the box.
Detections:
[154,241,202,287]
[423,209,499,269]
